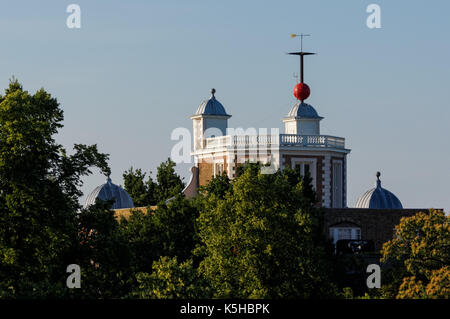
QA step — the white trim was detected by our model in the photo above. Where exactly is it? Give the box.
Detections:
[332,159,343,208]
[213,158,224,177]
[291,157,317,190]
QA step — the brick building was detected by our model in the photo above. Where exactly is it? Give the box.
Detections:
[84,49,433,253]
[190,87,350,208]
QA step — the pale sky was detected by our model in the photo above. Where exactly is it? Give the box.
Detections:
[0,0,449,212]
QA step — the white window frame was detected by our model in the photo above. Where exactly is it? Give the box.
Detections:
[291,157,317,190]
[213,159,225,177]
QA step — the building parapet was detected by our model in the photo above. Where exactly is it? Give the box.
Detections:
[203,134,347,150]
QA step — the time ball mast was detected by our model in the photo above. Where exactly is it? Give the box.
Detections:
[289,33,315,103]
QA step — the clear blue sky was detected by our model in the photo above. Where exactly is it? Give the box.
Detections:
[0,0,449,212]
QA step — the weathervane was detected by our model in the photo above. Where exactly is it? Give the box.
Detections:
[288,33,316,102]
[290,33,310,51]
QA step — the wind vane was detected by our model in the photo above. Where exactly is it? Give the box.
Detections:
[288,33,316,102]
[290,33,310,51]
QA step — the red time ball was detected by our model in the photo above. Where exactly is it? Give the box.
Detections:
[293,82,310,101]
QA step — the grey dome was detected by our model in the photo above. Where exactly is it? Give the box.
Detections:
[195,88,229,116]
[84,177,134,209]
[286,102,322,119]
[355,172,403,209]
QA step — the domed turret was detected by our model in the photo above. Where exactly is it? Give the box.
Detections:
[194,88,229,116]
[283,101,323,135]
[191,88,231,150]
[286,102,322,119]
[355,172,403,209]
[84,177,134,209]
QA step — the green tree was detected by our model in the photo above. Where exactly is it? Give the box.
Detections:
[123,167,157,206]
[122,158,184,207]
[380,209,450,299]
[155,158,184,203]
[72,201,133,298]
[130,256,211,299]
[196,163,338,298]
[199,171,231,199]
[120,195,199,274]
[0,79,110,297]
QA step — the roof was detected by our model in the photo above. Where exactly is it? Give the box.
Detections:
[286,102,323,119]
[84,177,134,210]
[355,172,403,209]
[194,88,230,116]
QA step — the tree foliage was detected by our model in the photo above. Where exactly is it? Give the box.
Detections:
[123,167,157,206]
[155,158,184,203]
[120,195,199,274]
[2,80,447,300]
[130,256,211,299]
[380,209,450,299]
[0,79,110,297]
[196,163,338,298]
[72,201,132,298]
[123,158,184,206]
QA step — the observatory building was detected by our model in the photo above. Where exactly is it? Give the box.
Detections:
[189,50,350,208]
[83,44,436,252]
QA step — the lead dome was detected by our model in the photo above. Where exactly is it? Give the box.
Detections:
[194,88,230,116]
[355,172,403,209]
[286,101,323,119]
[84,177,134,209]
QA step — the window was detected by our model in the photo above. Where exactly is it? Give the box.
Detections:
[294,162,310,176]
[292,158,316,189]
[304,163,310,175]
[329,227,361,244]
[214,162,224,177]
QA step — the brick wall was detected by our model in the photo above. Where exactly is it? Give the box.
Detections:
[323,208,430,251]
[198,156,228,186]
[113,206,156,221]
[198,161,214,186]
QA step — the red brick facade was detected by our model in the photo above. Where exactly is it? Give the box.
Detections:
[323,208,431,251]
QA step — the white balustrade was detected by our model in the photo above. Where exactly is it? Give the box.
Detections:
[205,134,345,149]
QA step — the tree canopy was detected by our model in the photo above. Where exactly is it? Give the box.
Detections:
[380,209,449,299]
[196,163,338,298]
[0,79,110,297]
[123,158,184,206]
[0,80,447,299]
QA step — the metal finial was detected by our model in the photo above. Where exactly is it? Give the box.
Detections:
[375,171,381,188]
[211,88,216,97]
[107,175,112,184]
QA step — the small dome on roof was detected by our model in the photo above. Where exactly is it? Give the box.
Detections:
[194,88,230,116]
[355,172,403,209]
[84,177,134,209]
[286,102,322,119]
